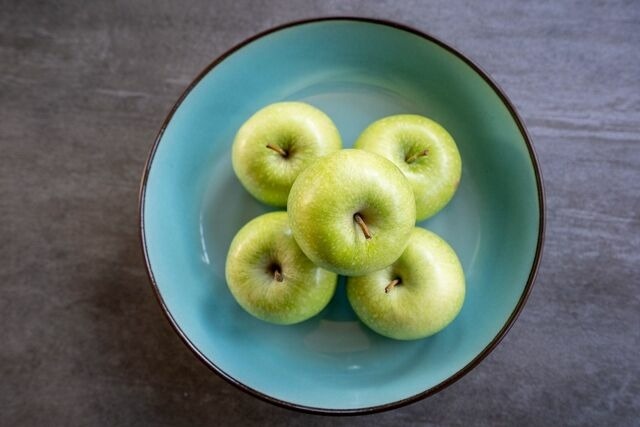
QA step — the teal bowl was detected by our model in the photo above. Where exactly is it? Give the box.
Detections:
[140,18,544,414]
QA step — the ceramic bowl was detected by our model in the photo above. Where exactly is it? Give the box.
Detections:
[139,18,544,414]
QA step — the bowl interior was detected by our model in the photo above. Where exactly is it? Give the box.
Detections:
[142,19,541,411]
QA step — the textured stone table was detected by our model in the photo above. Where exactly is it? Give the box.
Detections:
[2,1,638,425]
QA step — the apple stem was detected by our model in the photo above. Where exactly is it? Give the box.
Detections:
[266,144,288,157]
[273,269,284,282]
[405,149,429,164]
[354,213,372,239]
[385,279,401,293]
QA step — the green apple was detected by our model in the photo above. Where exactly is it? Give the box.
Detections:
[232,102,342,207]
[347,227,465,340]
[354,114,462,221]
[225,211,337,325]
[287,149,416,276]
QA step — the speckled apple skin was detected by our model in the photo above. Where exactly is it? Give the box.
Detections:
[232,102,342,207]
[225,211,337,325]
[355,114,461,221]
[287,149,416,276]
[347,227,465,340]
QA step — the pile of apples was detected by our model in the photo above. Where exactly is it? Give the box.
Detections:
[225,102,465,340]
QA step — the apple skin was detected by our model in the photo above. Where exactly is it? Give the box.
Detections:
[232,102,342,207]
[347,227,465,340]
[354,115,461,221]
[225,211,337,325]
[287,149,416,276]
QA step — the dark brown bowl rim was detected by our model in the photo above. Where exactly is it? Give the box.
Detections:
[138,17,546,416]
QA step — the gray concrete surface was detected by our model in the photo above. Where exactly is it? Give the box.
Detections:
[1,0,639,425]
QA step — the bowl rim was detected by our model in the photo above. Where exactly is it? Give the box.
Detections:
[138,16,546,416]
